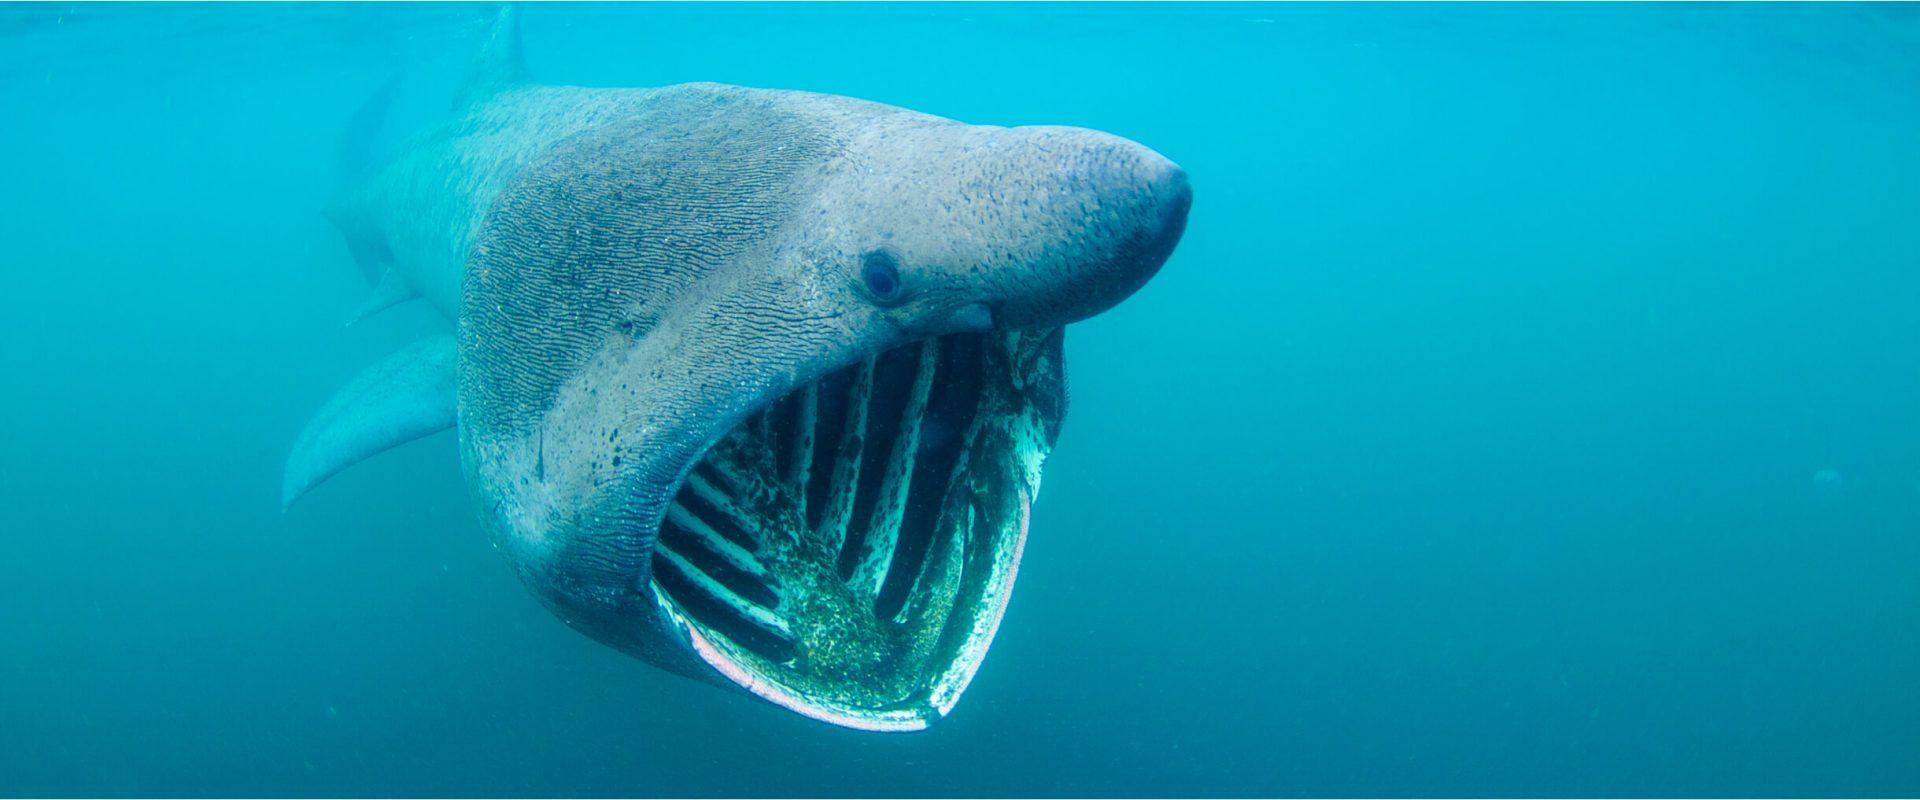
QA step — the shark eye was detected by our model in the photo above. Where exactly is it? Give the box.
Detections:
[860,249,905,305]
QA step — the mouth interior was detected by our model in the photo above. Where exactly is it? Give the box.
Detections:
[647,329,1061,730]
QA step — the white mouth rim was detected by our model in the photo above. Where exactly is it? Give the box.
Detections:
[645,460,1029,729]
[653,488,1028,732]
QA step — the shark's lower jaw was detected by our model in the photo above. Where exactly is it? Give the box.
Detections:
[646,329,1064,731]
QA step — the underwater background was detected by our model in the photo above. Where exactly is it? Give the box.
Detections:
[1,2,1917,796]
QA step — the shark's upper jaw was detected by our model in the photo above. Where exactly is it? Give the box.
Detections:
[644,328,1064,730]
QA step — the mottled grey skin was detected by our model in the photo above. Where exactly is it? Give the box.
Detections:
[323,20,1189,721]
[400,83,1193,679]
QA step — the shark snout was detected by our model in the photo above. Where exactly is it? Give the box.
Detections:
[987,128,1191,330]
[1118,150,1192,281]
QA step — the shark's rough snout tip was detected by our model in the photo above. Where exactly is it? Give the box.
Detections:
[1157,161,1194,236]
[1113,146,1191,304]
[1134,154,1192,278]
[981,129,1193,330]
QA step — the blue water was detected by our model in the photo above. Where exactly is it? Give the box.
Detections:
[2,3,1917,796]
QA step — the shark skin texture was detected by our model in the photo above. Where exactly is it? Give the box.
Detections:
[285,7,1190,731]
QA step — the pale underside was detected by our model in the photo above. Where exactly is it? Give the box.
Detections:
[647,329,1061,729]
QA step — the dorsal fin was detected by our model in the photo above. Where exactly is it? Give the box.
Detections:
[325,75,401,284]
[338,74,399,188]
[454,5,528,109]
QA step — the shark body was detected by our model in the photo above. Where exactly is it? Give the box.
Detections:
[287,9,1190,730]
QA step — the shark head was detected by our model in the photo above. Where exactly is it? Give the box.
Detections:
[459,83,1189,730]
[807,121,1191,336]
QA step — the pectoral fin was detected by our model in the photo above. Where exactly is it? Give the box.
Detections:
[282,335,457,509]
[346,268,418,325]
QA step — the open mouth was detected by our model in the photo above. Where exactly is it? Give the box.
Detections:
[645,328,1064,730]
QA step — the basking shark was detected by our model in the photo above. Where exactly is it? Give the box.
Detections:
[285,8,1190,731]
